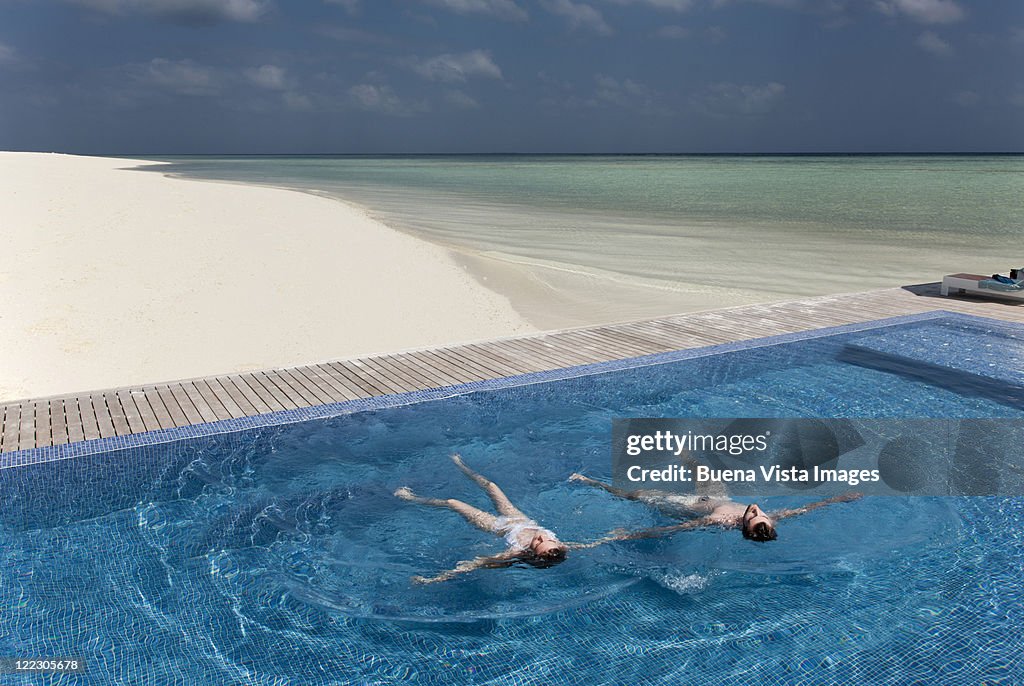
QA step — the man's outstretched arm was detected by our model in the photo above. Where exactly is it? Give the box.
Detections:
[769,492,863,521]
[568,515,721,550]
[411,550,519,584]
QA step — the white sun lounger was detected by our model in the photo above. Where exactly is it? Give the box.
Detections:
[941,273,1024,303]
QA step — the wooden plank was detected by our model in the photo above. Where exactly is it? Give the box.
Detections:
[359,355,421,393]
[391,351,467,388]
[578,327,671,356]
[79,395,101,442]
[169,384,205,425]
[277,368,327,405]
[519,334,604,365]
[335,359,404,395]
[193,380,232,421]
[377,354,436,390]
[239,372,289,412]
[323,361,383,397]
[180,382,220,423]
[113,391,145,434]
[142,386,175,430]
[2,404,20,453]
[384,351,461,388]
[463,343,537,375]
[49,398,70,446]
[223,375,270,415]
[32,400,51,448]
[443,345,513,379]
[291,367,342,404]
[481,338,564,371]
[155,385,190,428]
[256,371,307,409]
[207,377,249,418]
[424,347,496,381]
[64,398,86,444]
[128,390,160,432]
[412,348,483,383]
[491,337,586,369]
[19,402,37,450]
[350,357,412,394]
[310,364,363,402]
[92,394,118,438]
[549,330,640,360]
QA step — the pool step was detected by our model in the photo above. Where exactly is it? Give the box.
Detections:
[838,322,1024,410]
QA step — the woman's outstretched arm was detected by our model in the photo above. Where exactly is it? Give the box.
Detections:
[769,492,863,521]
[568,515,721,550]
[411,549,520,584]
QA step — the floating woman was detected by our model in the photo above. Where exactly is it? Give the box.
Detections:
[395,454,577,584]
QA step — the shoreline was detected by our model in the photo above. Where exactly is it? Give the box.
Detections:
[0,152,534,402]
[146,156,1022,333]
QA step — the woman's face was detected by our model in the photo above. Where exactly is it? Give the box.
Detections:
[531,534,565,558]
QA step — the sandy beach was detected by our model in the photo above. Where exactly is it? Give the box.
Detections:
[0,152,534,402]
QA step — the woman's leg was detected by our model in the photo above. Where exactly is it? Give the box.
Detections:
[451,454,527,519]
[569,473,645,501]
[394,487,501,533]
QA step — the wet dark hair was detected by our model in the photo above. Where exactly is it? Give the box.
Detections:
[743,521,778,542]
[741,504,778,542]
[525,546,568,569]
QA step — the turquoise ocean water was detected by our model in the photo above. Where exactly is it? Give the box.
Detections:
[145,155,1024,326]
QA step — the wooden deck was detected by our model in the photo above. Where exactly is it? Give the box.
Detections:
[3,283,1023,455]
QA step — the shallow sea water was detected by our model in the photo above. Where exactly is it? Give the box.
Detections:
[148,154,1024,323]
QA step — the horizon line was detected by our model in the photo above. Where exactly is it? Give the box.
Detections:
[109,150,1024,157]
[6,149,1024,157]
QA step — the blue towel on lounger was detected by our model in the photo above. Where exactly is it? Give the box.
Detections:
[979,278,1024,292]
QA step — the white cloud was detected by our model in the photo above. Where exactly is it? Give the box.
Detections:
[1011,86,1024,108]
[593,74,664,111]
[420,0,527,21]
[348,83,426,116]
[131,58,221,95]
[315,24,393,44]
[283,92,313,111]
[693,81,786,116]
[705,25,727,42]
[68,0,269,25]
[0,41,15,64]
[445,89,481,109]
[606,0,693,11]
[656,24,690,38]
[325,0,360,14]
[874,0,964,24]
[951,90,978,107]
[245,64,287,90]
[915,30,951,56]
[410,50,502,83]
[541,0,612,35]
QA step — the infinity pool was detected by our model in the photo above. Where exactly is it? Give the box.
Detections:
[2,314,1023,684]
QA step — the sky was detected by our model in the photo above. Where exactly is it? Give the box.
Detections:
[0,0,1021,153]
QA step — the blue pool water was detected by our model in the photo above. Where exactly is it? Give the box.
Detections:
[2,314,1024,684]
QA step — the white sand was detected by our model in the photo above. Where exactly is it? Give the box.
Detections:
[0,152,534,402]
